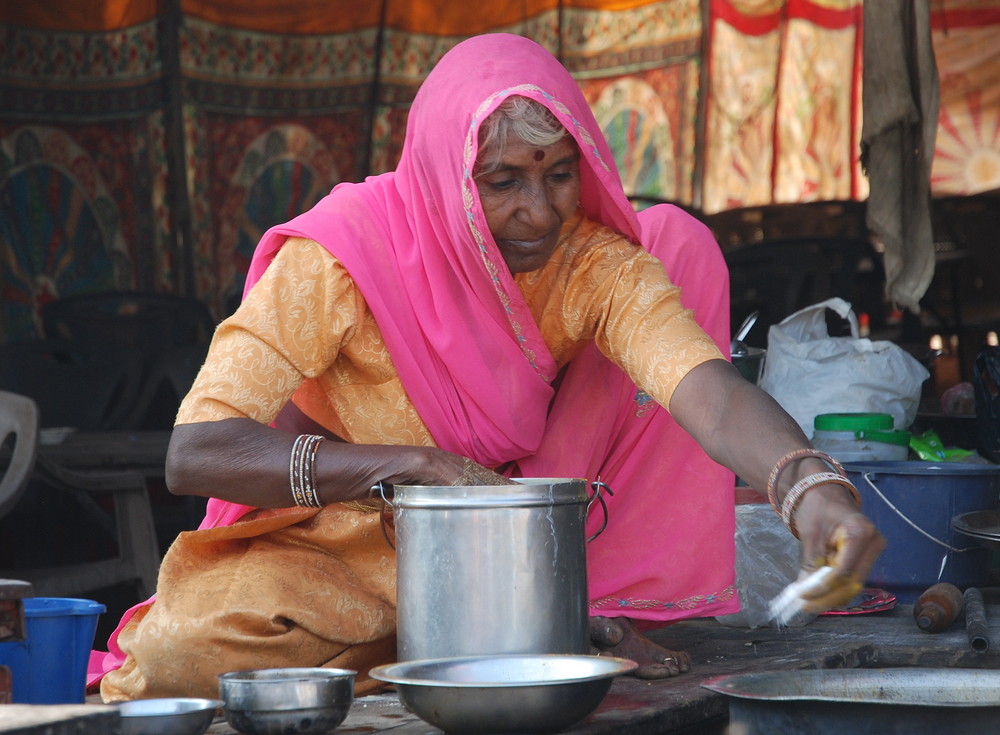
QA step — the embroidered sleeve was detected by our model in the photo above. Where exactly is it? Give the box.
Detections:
[176,237,362,426]
[523,217,723,408]
[594,247,724,406]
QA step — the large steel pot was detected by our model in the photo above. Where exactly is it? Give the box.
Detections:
[390,478,606,663]
[703,668,1000,734]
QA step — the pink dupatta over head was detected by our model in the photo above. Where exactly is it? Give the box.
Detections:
[248,33,644,466]
[246,32,739,618]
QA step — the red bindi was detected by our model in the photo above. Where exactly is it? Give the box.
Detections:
[533,149,545,161]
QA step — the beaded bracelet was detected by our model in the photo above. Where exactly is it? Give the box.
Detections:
[781,471,862,539]
[766,448,847,518]
[290,434,326,508]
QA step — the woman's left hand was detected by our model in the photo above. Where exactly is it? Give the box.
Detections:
[667,361,886,612]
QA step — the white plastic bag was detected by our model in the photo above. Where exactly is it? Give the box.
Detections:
[758,298,929,437]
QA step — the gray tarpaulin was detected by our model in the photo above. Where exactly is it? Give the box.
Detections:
[861,0,940,312]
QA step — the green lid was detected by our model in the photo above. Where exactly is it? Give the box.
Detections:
[859,429,912,447]
[814,413,894,432]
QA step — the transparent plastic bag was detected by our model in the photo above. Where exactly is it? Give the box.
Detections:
[715,504,818,629]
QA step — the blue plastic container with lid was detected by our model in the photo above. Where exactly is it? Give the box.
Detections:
[845,461,1000,603]
[0,597,105,704]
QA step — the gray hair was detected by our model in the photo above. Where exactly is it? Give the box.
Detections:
[475,96,568,175]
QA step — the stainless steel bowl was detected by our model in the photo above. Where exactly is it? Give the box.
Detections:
[369,654,637,734]
[218,667,356,735]
[118,698,223,735]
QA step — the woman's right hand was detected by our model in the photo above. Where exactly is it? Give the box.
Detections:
[273,400,512,488]
[166,417,481,508]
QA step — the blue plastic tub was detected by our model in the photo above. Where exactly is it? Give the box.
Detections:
[0,597,105,704]
[845,461,1000,603]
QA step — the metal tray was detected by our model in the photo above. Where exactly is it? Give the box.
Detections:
[704,668,1000,735]
[952,510,1000,549]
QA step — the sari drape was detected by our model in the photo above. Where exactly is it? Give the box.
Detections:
[89,33,737,691]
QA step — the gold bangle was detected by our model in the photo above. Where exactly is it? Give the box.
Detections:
[766,449,846,517]
[782,472,861,538]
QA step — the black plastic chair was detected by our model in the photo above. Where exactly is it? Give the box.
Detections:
[0,338,146,430]
[40,291,217,428]
[724,237,885,348]
[41,290,216,354]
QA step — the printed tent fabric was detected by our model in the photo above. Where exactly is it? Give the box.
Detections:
[703,0,867,213]
[1,0,999,339]
[0,0,706,339]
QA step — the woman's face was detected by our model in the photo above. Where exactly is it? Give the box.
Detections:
[475,133,581,274]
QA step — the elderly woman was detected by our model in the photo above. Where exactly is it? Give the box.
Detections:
[93,33,883,700]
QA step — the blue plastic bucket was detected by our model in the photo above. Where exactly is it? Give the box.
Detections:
[845,461,1000,603]
[0,597,105,704]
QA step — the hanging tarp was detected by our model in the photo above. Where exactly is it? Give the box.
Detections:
[929,0,1000,195]
[703,0,866,213]
[1,0,999,342]
[861,0,939,312]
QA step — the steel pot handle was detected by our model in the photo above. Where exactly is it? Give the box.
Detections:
[376,481,396,549]
[587,480,613,542]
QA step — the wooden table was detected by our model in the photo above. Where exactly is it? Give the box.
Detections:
[188,598,997,734]
[0,705,118,734]
[56,595,1000,733]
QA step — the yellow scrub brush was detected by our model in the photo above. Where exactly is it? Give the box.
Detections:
[769,530,864,626]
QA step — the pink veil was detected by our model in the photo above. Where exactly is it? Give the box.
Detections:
[515,205,738,620]
[246,33,739,620]
[244,33,644,468]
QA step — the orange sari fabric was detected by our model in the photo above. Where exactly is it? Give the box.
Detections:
[99,211,723,701]
[101,505,397,699]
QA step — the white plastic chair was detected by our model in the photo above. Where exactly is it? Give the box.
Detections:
[0,391,38,520]
[0,391,160,600]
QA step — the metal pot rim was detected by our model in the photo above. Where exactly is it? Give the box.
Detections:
[391,478,589,508]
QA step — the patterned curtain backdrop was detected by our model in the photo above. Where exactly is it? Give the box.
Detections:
[0,0,707,332]
[178,3,384,316]
[930,0,1000,195]
[702,0,865,214]
[2,0,999,341]
[0,3,167,342]
[182,0,689,312]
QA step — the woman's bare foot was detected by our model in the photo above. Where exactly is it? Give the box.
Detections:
[589,616,691,679]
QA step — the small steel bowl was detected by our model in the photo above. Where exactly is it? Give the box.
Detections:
[370,654,637,734]
[218,667,356,735]
[118,698,223,735]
